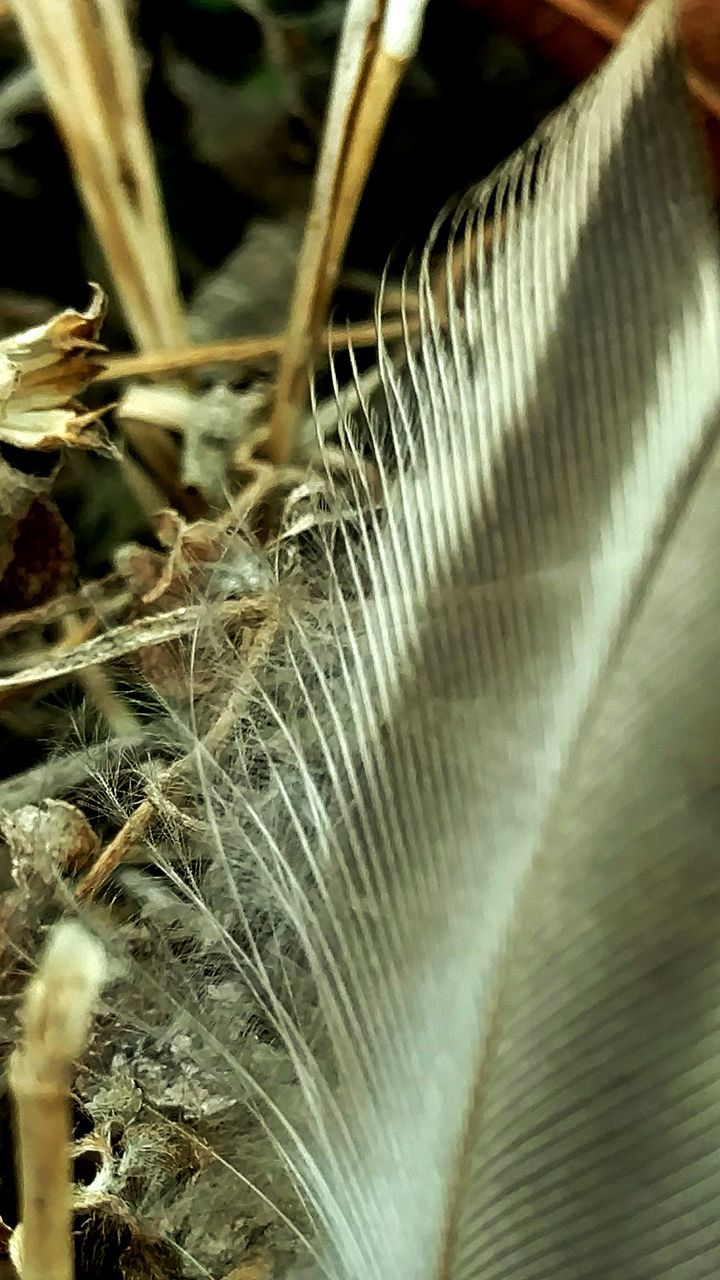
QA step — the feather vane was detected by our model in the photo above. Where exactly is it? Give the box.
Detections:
[88,3,720,1277]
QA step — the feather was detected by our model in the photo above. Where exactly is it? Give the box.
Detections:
[85,1,720,1276]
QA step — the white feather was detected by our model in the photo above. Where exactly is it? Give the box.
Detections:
[97,2,720,1276]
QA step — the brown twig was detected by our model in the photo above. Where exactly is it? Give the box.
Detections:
[96,316,414,383]
[266,0,429,464]
[542,0,720,119]
[0,580,129,639]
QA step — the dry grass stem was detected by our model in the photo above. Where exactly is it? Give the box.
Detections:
[10,0,186,352]
[9,923,106,1280]
[9,0,191,503]
[117,450,172,519]
[0,599,264,692]
[221,1255,271,1280]
[60,613,141,738]
[97,315,415,382]
[0,581,130,639]
[231,457,311,518]
[266,0,429,464]
[341,268,420,312]
[543,0,720,119]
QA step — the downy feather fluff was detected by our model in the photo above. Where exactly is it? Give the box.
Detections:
[88,1,720,1276]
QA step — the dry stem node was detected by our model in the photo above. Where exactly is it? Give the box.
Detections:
[9,922,107,1280]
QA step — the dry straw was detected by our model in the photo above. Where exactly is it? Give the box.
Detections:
[10,0,186,353]
[9,923,106,1280]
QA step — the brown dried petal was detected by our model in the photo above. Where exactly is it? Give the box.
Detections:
[0,405,117,456]
[0,287,115,455]
[0,284,106,375]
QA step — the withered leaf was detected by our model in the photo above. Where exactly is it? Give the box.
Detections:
[0,495,75,611]
[0,285,116,455]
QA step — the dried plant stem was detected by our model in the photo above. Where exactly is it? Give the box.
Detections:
[11,0,188,507]
[117,450,170,519]
[10,0,185,352]
[267,0,429,464]
[545,0,648,42]
[0,581,130,639]
[232,457,309,518]
[97,316,414,382]
[0,598,262,693]
[543,0,720,119]
[9,924,106,1280]
[341,268,420,312]
[10,1089,72,1280]
[76,793,155,903]
[120,417,203,519]
[268,56,402,462]
[76,602,279,901]
[60,614,140,739]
